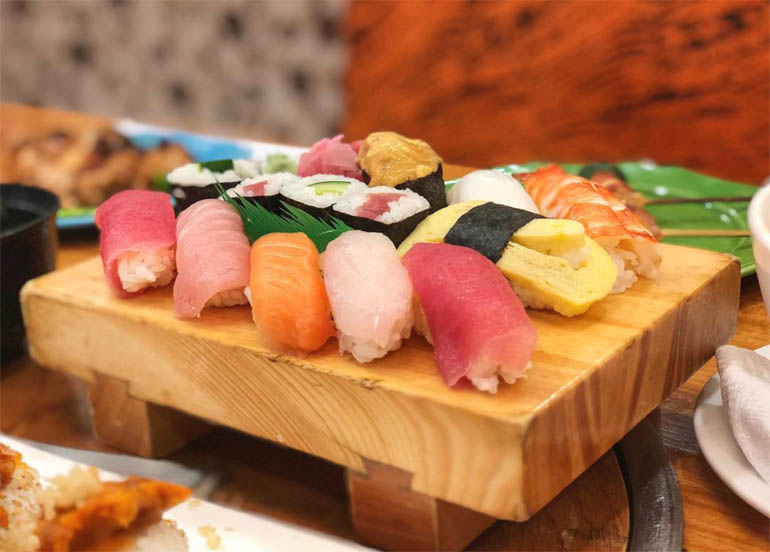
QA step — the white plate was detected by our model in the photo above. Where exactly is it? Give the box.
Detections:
[1,436,370,552]
[693,345,770,517]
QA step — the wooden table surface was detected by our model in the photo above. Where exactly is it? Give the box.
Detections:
[1,104,769,550]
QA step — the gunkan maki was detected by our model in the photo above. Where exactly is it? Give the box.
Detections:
[332,186,430,246]
[167,159,259,214]
[357,131,447,212]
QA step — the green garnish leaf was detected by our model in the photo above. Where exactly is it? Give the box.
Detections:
[217,184,351,252]
[57,206,97,218]
[200,159,235,173]
[151,173,170,193]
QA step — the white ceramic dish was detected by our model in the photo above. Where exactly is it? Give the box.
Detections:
[748,184,770,318]
[1,436,370,552]
[693,345,770,517]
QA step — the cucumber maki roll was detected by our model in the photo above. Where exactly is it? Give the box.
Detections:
[332,187,430,246]
[280,174,367,220]
[167,159,259,214]
[357,131,447,213]
[226,172,298,213]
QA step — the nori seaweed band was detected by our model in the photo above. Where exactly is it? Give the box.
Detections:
[444,203,545,263]
[362,165,447,213]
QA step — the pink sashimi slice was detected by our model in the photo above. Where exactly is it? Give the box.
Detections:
[95,190,176,298]
[402,242,537,393]
[298,134,362,180]
[357,193,406,220]
[173,200,251,318]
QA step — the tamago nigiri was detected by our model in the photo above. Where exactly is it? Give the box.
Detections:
[322,231,413,362]
[249,233,334,353]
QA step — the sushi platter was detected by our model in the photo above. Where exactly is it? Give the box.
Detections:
[20,128,743,550]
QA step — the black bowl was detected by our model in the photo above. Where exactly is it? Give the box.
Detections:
[1,184,59,363]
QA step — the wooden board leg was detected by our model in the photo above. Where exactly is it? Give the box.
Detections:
[88,373,210,457]
[348,459,495,551]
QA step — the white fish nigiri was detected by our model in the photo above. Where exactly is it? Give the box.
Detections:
[322,231,413,362]
[448,170,540,214]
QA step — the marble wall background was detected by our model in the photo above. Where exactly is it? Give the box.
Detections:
[0,0,347,145]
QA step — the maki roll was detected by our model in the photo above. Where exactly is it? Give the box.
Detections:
[332,186,430,246]
[227,172,299,213]
[167,158,259,214]
[280,174,367,220]
[357,131,447,212]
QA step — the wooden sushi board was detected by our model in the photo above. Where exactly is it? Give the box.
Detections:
[22,242,739,548]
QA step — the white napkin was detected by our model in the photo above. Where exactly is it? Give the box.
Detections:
[716,345,770,484]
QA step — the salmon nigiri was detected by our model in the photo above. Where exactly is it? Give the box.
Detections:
[249,233,334,353]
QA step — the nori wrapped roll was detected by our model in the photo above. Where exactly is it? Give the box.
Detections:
[332,186,431,246]
[357,131,447,212]
[167,159,259,214]
[279,174,368,221]
[227,172,298,214]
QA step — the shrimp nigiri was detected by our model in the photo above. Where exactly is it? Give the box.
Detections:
[249,232,334,353]
[520,165,661,293]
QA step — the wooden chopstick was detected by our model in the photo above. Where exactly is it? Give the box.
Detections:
[645,196,754,205]
[661,228,752,238]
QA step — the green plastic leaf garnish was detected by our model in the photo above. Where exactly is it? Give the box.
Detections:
[57,206,97,218]
[200,159,235,173]
[151,173,170,193]
[217,184,351,252]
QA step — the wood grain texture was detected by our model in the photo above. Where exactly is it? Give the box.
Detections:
[344,1,770,183]
[88,372,210,457]
[20,238,739,521]
[348,459,495,551]
[468,451,629,551]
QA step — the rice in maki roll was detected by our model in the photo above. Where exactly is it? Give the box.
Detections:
[167,158,259,213]
[357,131,447,212]
[227,172,298,213]
[280,174,367,220]
[333,187,430,246]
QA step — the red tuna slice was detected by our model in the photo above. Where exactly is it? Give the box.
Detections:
[241,180,268,196]
[173,199,251,318]
[95,190,176,298]
[298,134,362,180]
[357,193,406,220]
[402,242,537,393]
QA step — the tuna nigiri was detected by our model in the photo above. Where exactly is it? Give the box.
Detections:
[173,199,251,318]
[403,242,537,393]
[521,165,661,293]
[95,190,176,298]
[322,231,413,362]
[249,233,334,353]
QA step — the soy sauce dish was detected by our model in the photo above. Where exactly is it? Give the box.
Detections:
[1,184,59,362]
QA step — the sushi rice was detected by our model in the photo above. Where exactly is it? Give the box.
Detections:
[226,172,298,198]
[281,174,367,209]
[333,186,429,223]
[205,287,248,308]
[117,247,176,293]
[168,159,259,199]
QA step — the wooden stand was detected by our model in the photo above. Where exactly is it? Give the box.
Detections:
[88,373,210,457]
[348,459,495,551]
